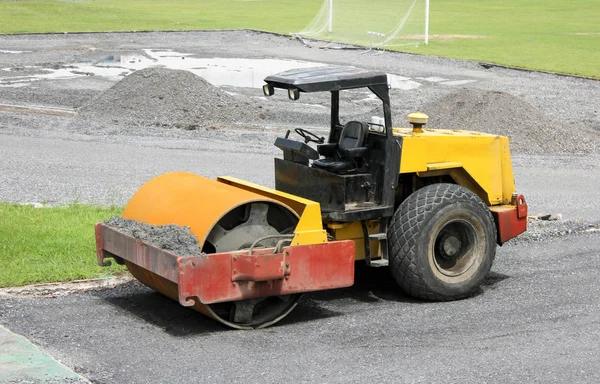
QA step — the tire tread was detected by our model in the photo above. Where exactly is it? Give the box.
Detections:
[387,184,496,301]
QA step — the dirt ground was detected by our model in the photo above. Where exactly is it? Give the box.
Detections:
[1,30,600,383]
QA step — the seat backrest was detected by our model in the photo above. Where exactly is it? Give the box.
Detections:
[338,121,367,153]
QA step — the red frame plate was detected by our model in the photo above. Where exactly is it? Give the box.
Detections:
[96,224,355,306]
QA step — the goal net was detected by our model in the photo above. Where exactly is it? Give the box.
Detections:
[297,0,429,48]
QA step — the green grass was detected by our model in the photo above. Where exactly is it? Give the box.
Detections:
[0,0,319,34]
[402,0,600,78]
[0,203,125,287]
[0,0,598,77]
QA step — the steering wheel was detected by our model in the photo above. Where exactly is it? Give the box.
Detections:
[294,128,325,144]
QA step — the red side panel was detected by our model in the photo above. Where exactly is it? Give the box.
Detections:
[96,224,355,306]
[177,241,355,304]
[490,194,528,245]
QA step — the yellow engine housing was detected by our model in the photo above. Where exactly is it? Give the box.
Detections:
[394,127,515,206]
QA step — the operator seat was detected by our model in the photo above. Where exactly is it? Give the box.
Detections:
[312,121,368,174]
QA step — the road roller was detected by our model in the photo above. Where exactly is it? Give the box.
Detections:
[95,66,528,329]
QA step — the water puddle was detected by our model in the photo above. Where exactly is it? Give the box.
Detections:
[417,76,449,83]
[0,50,329,88]
[388,75,421,90]
[441,79,477,86]
[0,49,475,90]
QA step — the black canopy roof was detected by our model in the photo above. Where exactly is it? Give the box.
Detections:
[264,66,388,93]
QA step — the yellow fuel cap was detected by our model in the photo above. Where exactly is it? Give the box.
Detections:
[408,112,428,133]
[408,112,429,125]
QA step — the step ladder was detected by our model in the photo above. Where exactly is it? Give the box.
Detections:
[361,220,389,267]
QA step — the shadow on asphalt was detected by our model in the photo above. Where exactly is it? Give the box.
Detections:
[304,265,510,305]
[481,271,511,287]
[100,266,510,334]
[103,285,227,336]
[101,282,343,334]
[310,263,415,304]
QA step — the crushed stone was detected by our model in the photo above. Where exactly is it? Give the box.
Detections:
[419,88,599,155]
[508,218,600,244]
[73,67,266,131]
[104,217,201,256]
[69,68,600,157]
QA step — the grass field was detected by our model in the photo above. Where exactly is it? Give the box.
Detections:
[0,203,125,287]
[416,0,600,78]
[1,0,599,77]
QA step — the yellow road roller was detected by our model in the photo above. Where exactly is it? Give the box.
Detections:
[95,66,528,329]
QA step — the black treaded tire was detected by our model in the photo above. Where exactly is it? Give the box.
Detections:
[387,184,497,301]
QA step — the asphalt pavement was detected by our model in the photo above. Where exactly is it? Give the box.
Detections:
[1,234,599,383]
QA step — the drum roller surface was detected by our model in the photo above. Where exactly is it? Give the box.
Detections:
[122,172,302,329]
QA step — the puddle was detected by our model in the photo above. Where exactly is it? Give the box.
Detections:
[417,76,449,83]
[441,79,477,86]
[0,50,30,54]
[0,50,328,88]
[0,49,476,90]
[388,75,421,90]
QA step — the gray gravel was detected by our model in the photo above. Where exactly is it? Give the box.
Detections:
[1,31,598,156]
[74,66,265,131]
[512,218,600,244]
[421,88,599,155]
[62,63,600,156]
[104,217,200,256]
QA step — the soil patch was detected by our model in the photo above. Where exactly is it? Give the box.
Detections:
[74,67,264,130]
[104,217,201,256]
[0,275,133,298]
[419,88,599,155]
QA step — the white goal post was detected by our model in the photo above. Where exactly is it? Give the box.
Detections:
[298,0,430,48]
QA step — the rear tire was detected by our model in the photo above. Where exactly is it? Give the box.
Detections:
[387,184,496,301]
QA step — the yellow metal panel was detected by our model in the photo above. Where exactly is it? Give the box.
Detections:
[217,176,328,245]
[398,134,427,172]
[326,220,381,260]
[395,128,515,205]
[427,161,463,171]
[499,138,517,204]
[488,205,516,214]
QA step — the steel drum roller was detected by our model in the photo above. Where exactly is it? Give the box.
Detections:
[122,172,302,329]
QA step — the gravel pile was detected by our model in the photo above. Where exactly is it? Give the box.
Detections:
[74,67,265,130]
[104,217,201,256]
[67,67,599,158]
[419,88,599,155]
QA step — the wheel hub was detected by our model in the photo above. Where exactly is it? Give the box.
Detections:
[438,234,462,259]
[433,220,478,277]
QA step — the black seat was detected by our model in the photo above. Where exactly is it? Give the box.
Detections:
[313,121,368,173]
